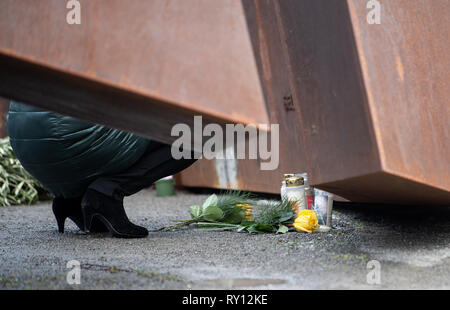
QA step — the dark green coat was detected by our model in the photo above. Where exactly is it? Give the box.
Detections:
[7,102,150,198]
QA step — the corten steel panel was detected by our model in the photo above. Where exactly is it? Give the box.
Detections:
[0,0,449,205]
[0,0,268,150]
[345,0,450,198]
[177,0,450,206]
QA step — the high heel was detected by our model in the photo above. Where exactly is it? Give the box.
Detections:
[52,197,85,233]
[52,196,108,233]
[55,213,66,233]
[81,189,148,238]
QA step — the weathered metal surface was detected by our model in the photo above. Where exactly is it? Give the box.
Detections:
[0,0,448,205]
[344,0,450,201]
[178,0,450,206]
[0,0,268,149]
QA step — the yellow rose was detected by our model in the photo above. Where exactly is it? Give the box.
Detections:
[293,210,319,233]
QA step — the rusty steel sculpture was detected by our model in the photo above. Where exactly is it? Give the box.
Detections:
[0,0,448,205]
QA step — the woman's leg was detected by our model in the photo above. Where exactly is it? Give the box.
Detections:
[88,141,196,200]
[81,141,197,238]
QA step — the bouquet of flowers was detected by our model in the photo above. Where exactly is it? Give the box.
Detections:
[157,191,301,234]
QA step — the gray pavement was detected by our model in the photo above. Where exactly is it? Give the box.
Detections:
[0,188,449,290]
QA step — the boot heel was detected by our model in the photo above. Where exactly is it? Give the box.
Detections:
[55,215,66,233]
[81,189,148,238]
[52,200,68,233]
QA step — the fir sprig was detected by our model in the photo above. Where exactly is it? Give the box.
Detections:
[216,190,256,216]
[254,198,294,226]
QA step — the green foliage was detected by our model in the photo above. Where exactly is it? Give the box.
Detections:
[157,191,296,235]
[189,205,202,219]
[215,190,256,220]
[0,137,51,206]
[224,207,246,224]
[202,205,224,222]
[235,199,295,234]
[253,199,294,226]
[188,191,256,224]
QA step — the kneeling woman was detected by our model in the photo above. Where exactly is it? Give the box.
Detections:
[7,102,196,238]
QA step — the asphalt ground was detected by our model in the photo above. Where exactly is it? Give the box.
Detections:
[0,188,448,289]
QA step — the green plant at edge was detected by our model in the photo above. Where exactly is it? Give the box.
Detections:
[0,137,51,206]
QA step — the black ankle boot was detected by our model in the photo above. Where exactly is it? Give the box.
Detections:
[52,196,108,233]
[52,197,85,233]
[81,189,148,238]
